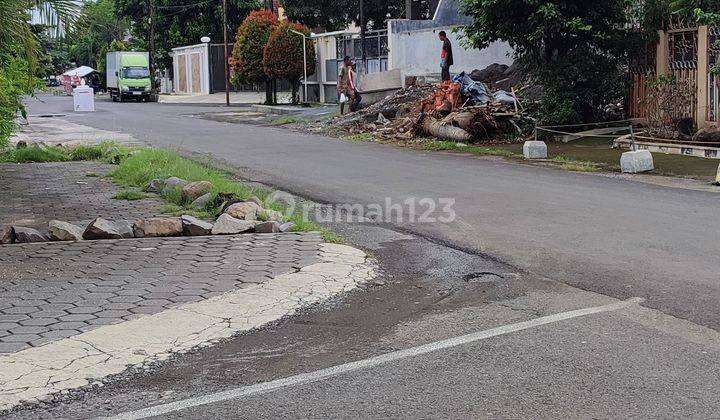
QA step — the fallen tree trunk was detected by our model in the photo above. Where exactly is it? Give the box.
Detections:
[421,115,472,141]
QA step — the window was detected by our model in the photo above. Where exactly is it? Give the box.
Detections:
[122,67,150,79]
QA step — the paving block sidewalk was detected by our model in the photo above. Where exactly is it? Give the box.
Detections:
[0,162,164,232]
[0,233,323,353]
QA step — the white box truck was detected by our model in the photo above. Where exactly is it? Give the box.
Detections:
[106,51,152,102]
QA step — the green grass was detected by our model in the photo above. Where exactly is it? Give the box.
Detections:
[419,140,522,158]
[0,146,69,163]
[341,133,374,142]
[0,142,130,164]
[110,148,339,240]
[550,156,600,173]
[271,116,299,126]
[112,188,147,200]
[69,144,107,161]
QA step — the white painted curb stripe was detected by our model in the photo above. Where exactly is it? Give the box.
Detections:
[104,297,644,420]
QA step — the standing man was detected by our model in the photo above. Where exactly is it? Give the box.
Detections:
[439,31,453,82]
[338,56,355,115]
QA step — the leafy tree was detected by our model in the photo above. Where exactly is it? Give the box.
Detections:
[459,0,638,124]
[263,20,316,104]
[32,24,72,79]
[230,9,278,87]
[0,0,78,146]
[281,0,405,31]
[68,0,129,71]
[115,0,260,75]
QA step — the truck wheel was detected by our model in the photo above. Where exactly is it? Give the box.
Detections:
[119,94,125,103]
[111,93,117,102]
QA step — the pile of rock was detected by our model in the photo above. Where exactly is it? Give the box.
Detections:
[1,213,295,245]
[1,176,298,245]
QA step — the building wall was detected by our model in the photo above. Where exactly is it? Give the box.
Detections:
[387,25,512,79]
[171,44,210,95]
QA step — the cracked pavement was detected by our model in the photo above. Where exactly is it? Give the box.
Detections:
[0,242,375,410]
[0,233,324,353]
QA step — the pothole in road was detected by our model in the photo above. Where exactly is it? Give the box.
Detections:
[462,272,504,283]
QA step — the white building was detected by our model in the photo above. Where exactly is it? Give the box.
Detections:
[308,0,512,103]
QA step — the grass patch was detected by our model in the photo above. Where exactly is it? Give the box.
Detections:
[550,156,600,173]
[558,162,598,172]
[110,148,339,240]
[0,146,68,163]
[341,133,374,142]
[112,188,147,200]
[85,172,101,177]
[418,140,522,158]
[271,116,299,126]
[0,142,131,164]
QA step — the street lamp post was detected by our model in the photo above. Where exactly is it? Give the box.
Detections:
[290,29,308,104]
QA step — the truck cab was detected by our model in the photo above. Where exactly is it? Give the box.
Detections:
[107,52,152,102]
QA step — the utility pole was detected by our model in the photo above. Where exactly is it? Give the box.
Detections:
[265,0,275,105]
[359,0,366,74]
[148,0,156,90]
[222,0,230,106]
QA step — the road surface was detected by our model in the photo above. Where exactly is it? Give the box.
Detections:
[11,94,720,418]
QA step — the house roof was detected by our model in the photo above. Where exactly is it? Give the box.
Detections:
[62,66,97,77]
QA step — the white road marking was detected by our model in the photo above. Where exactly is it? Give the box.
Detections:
[104,297,644,420]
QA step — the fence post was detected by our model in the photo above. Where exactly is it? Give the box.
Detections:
[697,25,709,129]
[657,30,669,76]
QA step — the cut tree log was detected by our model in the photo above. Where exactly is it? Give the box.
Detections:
[421,116,473,141]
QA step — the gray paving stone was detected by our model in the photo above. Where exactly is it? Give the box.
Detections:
[0,233,323,353]
[59,313,97,322]
[50,321,90,331]
[2,333,41,343]
[0,342,29,352]
[9,325,49,334]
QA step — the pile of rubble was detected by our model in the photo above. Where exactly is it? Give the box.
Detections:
[332,63,532,143]
[0,177,296,245]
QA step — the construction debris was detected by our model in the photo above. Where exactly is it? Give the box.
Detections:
[331,63,531,143]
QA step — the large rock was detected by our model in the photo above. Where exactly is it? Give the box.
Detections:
[620,150,654,174]
[161,176,188,196]
[254,221,281,233]
[182,181,213,202]
[13,227,49,243]
[115,220,135,238]
[133,217,183,238]
[190,192,212,210]
[181,215,213,236]
[279,222,296,233]
[1,227,14,244]
[523,141,547,159]
[83,217,127,240]
[144,178,164,193]
[211,214,256,235]
[48,220,84,241]
[224,201,261,220]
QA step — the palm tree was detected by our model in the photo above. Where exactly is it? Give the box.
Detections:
[0,0,78,62]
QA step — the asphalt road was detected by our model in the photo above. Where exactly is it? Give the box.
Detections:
[13,94,720,418]
[26,95,720,331]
